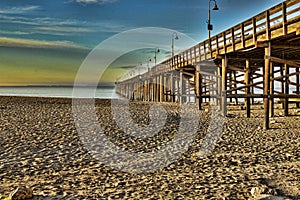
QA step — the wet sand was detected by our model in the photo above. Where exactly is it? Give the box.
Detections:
[0,97,299,199]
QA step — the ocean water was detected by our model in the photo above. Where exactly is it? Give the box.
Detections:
[0,86,121,99]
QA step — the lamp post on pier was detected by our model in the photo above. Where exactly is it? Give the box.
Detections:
[207,0,219,40]
[172,32,179,58]
[154,48,160,66]
[147,57,152,72]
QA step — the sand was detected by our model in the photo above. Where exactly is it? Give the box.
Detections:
[0,97,299,199]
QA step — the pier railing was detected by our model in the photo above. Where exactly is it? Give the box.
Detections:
[151,0,300,72]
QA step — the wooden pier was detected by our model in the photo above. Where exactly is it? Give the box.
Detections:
[115,0,300,129]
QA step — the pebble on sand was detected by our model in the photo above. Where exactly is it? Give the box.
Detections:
[9,186,33,200]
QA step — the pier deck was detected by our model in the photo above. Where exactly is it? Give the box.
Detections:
[115,0,300,129]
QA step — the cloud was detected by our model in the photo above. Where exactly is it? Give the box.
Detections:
[0,37,89,50]
[0,14,131,36]
[73,0,118,4]
[0,15,80,26]
[36,26,95,33]
[118,65,137,69]
[0,6,40,14]
[0,30,31,35]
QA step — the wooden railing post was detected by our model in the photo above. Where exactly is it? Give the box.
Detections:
[282,2,287,35]
[265,10,271,40]
[241,23,245,48]
[252,18,257,45]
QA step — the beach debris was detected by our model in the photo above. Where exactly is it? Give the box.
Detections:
[226,114,236,118]
[9,186,33,200]
[250,186,267,197]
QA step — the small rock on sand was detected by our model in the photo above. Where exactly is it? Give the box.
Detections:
[9,186,33,200]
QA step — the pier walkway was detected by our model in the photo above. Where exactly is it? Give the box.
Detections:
[115,0,300,129]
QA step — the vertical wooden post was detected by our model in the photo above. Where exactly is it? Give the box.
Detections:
[252,18,257,45]
[180,69,183,104]
[263,42,271,130]
[154,77,157,101]
[223,32,227,54]
[296,67,300,108]
[270,62,274,117]
[265,10,271,40]
[125,84,128,98]
[149,79,152,101]
[145,80,148,101]
[157,76,160,102]
[159,74,164,102]
[233,71,238,105]
[284,64,289,116]
[166,74,169,102]
[199,74,203,107]
[216,35,220,56]
[245,59,251,118]
[195,67,200,109]
[282,2,287,35]
[231,28,235,52]
[229,71,233,103]
[241,23,245,49]
[170,73,174,102]
[218,66,222,111]
[221,55,228,116]
[280,65,285,109]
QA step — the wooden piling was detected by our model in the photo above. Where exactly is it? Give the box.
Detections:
[245,59,251,118]
[221,56,228,116]
[284,64,289,116]
[263,42,271,130]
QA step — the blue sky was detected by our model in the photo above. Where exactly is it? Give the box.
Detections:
[0,0,283,85]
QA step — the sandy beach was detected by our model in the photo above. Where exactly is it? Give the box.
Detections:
[0,97,299,199]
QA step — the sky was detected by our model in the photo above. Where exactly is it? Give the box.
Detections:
[0,0,283,86]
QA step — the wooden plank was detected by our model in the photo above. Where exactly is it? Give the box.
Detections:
[256,41,300,49]
[279,98,300,103]
[226,94,300,98]
[271,71,300,81]
[226,81,264,93]
[266,56,300,68]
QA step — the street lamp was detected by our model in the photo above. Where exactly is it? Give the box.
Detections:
[207,0,219,40]
[147,57,152,72]
[154,48,160,66]
[172,32,179,57]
